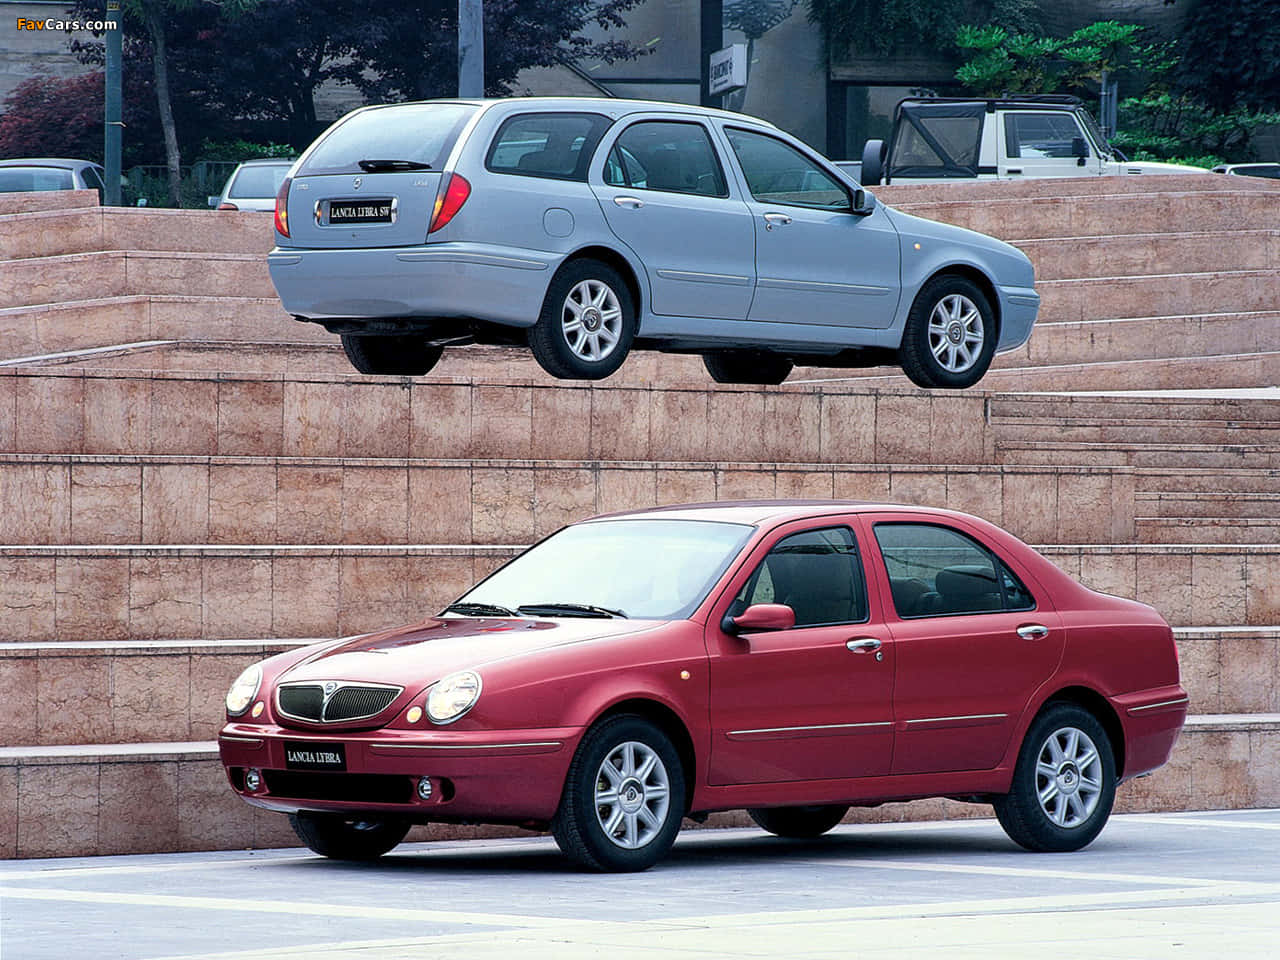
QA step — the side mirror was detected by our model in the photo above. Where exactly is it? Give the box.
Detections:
[852,188,877,216]
[1072,137,1089,166]
[721,603,796,636]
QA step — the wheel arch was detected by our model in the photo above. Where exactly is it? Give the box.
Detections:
[1037,686,1127,778]
[586,696,697,813]
[559,244,645,318]
[919,264,1002,342]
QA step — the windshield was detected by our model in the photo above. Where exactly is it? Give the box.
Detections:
[455,518,755,621]
[299,103,477,177]
[1076,108,1113,159]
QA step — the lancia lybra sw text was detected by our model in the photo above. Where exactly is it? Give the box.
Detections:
[268,99,1040,388]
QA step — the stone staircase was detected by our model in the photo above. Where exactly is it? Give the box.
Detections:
[1,174,1277,859]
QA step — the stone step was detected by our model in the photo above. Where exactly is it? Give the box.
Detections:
[1138,469,1280,495]
[0,251,274,309]
[1037,270,1279,324]
[876,173,1278,203]
[1136,517,1280,545]
[0,368,994,465]
[0,455,1139,547]
[996,439,1280,469]
[0,297,318,361]
[1004,312,1280,369]
[1137,491,1280,518]
[892,191,1280,241]
[994,416,1280,447]
[4,712,1276,857]
[3,625,1274,746]
[989,393,1280,425]
[0,639,311,748]
[0,207,274,261]
[1015,231,1280,282]
[0,541,1274,643]
[0,191,97,216]
[806,352,1280,393]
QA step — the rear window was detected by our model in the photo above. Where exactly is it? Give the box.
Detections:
[229,164,292,199]
[0,167,75,192]
[299,103,477,176]
[486,112,612,182]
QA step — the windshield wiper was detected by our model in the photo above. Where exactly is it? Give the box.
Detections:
[516,602,627,619]
[442,601,518,618]
[357,158,432,172]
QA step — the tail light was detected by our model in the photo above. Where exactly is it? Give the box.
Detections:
[217,201,239,211]
[274,176,292,237]
[428,173,470,235]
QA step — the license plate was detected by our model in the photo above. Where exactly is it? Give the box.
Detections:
[327,199,393,224]
[284,741,347,771]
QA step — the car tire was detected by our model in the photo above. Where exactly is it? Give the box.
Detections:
[747,804,849,839]
[551,715,685,872]
[340,334,444,376]
[994,703,1117,853]
[899,275,997,389]
[702,350,794,385]
[530,259,637,380]
[288,811,411,861]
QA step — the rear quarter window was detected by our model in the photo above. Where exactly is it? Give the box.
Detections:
[485,112,612,182]
[298,103,477,176]
[229,165,292,199]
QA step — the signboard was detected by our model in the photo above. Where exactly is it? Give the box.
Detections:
[709,44,747,96]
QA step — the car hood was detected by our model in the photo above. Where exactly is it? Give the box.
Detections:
[1114,160,1210,175]
[278,616,661,687]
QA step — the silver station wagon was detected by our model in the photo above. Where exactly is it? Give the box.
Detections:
[268,98,1040,388]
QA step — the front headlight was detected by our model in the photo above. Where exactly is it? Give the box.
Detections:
[426,670,482,724]
[225,664,262,716]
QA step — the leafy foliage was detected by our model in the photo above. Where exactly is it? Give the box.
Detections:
[808,0,1040,59]
[0,74,105,161]
[1176,0,1280,112]
[953,21,1140,97]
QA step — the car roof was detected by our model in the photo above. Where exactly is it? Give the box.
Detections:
[585,500,968,527]
[898,95,1083,112]
[0,158,100,169]
[233,158,295,166]
[355,96,778,128]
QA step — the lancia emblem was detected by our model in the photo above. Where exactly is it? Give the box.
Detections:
[352,176,362,190]
[323,681,338,695]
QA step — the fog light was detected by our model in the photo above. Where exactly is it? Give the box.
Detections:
[245,768,262,792]
[417,776,433,800]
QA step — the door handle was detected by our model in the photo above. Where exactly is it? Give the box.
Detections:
[763,212,792,230]
[1017,624,1049,641]
[613,196,644,209]
[846,638,882,653]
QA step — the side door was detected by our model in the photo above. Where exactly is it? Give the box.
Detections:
[999,111,1105,178]
[718,125,902,330]
[590,117,756,320]
[858,516,1064,775]
[705,522,895,785]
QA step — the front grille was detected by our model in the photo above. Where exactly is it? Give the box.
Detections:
[263,770,413,804]
[277,682,402,723]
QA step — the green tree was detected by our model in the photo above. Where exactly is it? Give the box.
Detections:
[1177,0,1280,112]
[808,0,1039,59]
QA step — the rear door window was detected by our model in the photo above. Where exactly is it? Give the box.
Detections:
[873,522,1036,618]
[603,120,728,198]
[298,103,477,176]
[486,112,612,182]
[0,167,75,191]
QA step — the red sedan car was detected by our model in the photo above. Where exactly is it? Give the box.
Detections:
[219,501,1186,871]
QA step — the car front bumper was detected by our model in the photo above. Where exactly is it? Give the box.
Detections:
[219,721,581,823]
[267,242,559,328]
[995,284,1040,352]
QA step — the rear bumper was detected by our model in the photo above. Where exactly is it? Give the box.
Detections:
[219,721,581,822]
[267,242,558,328]
[1115,684,1189,780]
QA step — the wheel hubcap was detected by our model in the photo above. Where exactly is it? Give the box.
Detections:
[563,280,622,362]
[928,294,984,373]
[1035,726,1103,828]
[594,741,670,849]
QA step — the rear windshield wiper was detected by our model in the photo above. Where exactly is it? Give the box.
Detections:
[357,158,433,172]
[516,602,627,619]
[442,601,518,618]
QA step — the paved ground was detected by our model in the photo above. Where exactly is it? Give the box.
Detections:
[3,809,1279,959]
